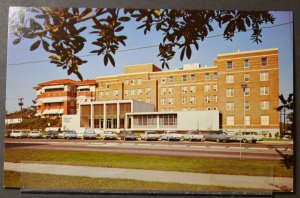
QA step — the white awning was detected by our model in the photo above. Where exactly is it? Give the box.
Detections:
[43,109,64,115]
[44,85,65,90]
[43,97,66,103]
[77,86,90,90]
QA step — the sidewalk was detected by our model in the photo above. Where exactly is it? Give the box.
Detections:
[4,162,292,191]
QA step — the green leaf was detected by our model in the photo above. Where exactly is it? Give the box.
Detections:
[76,71,83,81]
[30,40,41,51]
[90,50,99,54]
[77,27,87,33]
[115,26,124,32]
[118,16,130,22]
[13,38,21,45]
[180,47,185,61]
[81,8,92,17]
[104,54,108,66]
[186,45,192,59]
[42,40,49,51]
[107,53,115,66]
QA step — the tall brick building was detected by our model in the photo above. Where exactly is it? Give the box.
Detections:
[35,48,280,134]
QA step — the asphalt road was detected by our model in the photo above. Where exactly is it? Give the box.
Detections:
[5,138,293,160]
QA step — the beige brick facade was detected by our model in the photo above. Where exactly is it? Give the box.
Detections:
[95,48,280,132]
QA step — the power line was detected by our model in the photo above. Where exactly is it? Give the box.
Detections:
[8,21,292,66]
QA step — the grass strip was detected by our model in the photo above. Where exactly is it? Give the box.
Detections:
[4,171,271,192]
[5,148,293,177]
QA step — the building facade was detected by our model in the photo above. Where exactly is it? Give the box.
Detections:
[34,79,96,118]
[36,48,280,134]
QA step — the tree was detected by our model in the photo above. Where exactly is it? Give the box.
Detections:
[9,7,275,80]
[276,93,294,138]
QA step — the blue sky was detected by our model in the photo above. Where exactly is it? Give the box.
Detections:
[6,10,293,113]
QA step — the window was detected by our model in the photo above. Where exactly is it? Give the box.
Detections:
[190,97,196,103]
[131,89,136,95]
[244,59,249,68]
[226,88,234,97]
[213,107,218,110]
[226,75,234,83]
[161,108,165,112]
[260,72,269,81]
[245,116,250,126]
[245,101,250,110]
[206,107,211,110]
[226,102,234,111]
[244,74,250,82]
[213,84,218,91]
[124,90,129,96]
[190,86,196,93]
[261,101,269,110]
[204,96,211,103]
[169,108,174,111]
[204,84,210,92]
[105,91,109,96]
[168,88,174,94]
[169,76,174,83]
[131,79,136,85]
[161,78,166,83]
[227,61,233,69]
[191,107,196,111]
[214,73,218,80]
[261,58,268,66]
[182,75,187,82]
[137,89,142,95]
[182,86,188,93]
[213,95,218,102]
[99,91,103,97]
[260,87,269,95]
[168,98,174,104]
[227,116,234,126]
[137,78,142,85]
[125,79,129,85]
[114,89,119,96]
[161,88,166,94]
[261,116,269,125]
[146,98,151,103]
[161,98,166,105]
[106,81,110,88]
[191,74,196,81]
[182,97,187,104]
[146,87,152,94]
[182,108,188,111]
[205,73,210,81]
[244,88,250,96]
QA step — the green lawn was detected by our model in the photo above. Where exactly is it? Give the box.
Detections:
[4,171,271,192]
[5,148,293,177]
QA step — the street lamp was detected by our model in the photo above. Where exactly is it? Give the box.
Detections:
[240,83,248,160]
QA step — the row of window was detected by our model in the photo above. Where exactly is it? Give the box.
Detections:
[226,101,270,111]
[226,87,269,97]
[226,72,269,83]
[226,115,270,126]
[226,58,268,70]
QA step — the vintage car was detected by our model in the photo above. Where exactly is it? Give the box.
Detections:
[10,130,27,138]
[160,130,182,141]
[140,131,160,141]
[119,131,138,140]
[83,129,97,140]
[100,131,118,140]
[182,131,205,141]
[45,131,59,139]
[204,132,235,142]
[28,130,42,138]
[63,130,78,139]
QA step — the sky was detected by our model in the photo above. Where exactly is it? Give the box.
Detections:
[6,9,293,113]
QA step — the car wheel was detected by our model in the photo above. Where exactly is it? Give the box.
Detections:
[242,139,247,143]
[216,138,220,143]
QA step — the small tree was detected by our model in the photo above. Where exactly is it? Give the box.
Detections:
[276,93,294,138]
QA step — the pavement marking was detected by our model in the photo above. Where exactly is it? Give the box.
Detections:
[210,146,226,149]
[189,146,206,148]
[248,147,269,150]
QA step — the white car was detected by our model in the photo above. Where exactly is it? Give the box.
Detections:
[28,130,42,138]
[160,131,182,141]
[100,131,118,140]
[182,131,205,141]
[10,130,27,138]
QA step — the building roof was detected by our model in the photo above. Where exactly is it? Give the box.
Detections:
[76,80,96,86]
[34,79,79,89]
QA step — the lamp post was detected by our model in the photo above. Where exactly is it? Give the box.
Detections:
[240,83,248,160]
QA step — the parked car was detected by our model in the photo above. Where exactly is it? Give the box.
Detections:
[45,131,59,139]
[119,131,138,140]
[160,130,182,141]
[63,130,78,139]
[100,131,118,140]
[28,130,42,138]
[232,132,257,143]
[182,131,205,141]
[83,129,97,140]
[140,131,160,141]
[204,132,235,142]
[10,130,27,138]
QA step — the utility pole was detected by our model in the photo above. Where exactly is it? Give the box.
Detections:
[18,98,24,121]
[241,83,248,160]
